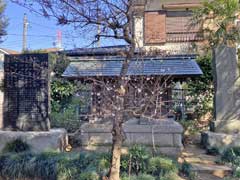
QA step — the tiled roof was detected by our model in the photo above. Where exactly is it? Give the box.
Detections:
[41,48,61,53]
[64,45,128,56]
[62,55,203,78]
[0,48,19,55]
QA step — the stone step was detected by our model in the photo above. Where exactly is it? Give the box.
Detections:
[181,145,232,179]
[191,163,232,178]
[197,173,226,180]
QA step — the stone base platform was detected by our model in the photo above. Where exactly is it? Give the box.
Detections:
[80,119,183,157]
[202,131,240,151]
[0,129,68,153]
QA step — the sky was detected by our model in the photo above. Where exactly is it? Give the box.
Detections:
[1,1,124,52]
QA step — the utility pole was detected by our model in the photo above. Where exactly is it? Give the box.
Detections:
[22,13,28,52]
[97,2,101,48]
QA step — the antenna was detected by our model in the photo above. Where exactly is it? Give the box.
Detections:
[22,13,28,52]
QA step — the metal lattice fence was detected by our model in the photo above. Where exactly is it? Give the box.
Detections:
[3,54,50,131]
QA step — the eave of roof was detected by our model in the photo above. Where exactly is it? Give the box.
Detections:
[0,48,20,55]
[62,55,203,78]
[64,45,128,57]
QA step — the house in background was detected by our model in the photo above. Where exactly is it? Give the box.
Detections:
[132,0,204,53]
[0,48,19,129]
[0,48,19,71]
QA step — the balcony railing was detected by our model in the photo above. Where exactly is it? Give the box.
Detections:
[166,32,204,42]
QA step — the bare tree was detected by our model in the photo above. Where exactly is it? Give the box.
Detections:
[11,1,175,179]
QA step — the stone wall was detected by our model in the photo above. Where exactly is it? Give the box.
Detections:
[79,119,183,157]
[0,129,68,153]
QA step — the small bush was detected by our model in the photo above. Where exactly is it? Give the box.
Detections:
[233,167,240,178]
[135,174,155,180]
[206,147,220,155]
[2,139,30,153]
[0,147,182,180]
[121,174,155,180]
[79,171,99,180]
[180,161,198,180]
[121,145,150,175]
[129,145,150,174]
[97,156,110,176]
[222,147,240,163]
[0,151,83,179]
[159,172,181,180]
[148,156,177,176]
[180,161,192,176]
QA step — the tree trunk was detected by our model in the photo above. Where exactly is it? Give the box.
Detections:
[109,94,124,180]
[109,44,135,180]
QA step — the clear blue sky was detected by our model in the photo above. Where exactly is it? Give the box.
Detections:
[1,1,124,52]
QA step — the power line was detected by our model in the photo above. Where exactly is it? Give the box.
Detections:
[7,33,56,38]
[28,20,60,31]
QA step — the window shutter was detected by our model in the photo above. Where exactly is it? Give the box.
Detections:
[144,12,166,44]
[166,16,200,33]
[166,16,202,42]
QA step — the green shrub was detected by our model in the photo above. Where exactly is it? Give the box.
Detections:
[206,147,220,155]
[220,147,240,180]
[148,156,177,176]
[0,151,83,179]
[221,147,240,163]
[79,171,99,180]
[233,167,240,178]
[0,149,182,180]
[121,174,155,180]
[180,161,192,176]
[129,145,150,174]
[159,172,181,180]
[2,139,30,153]
[185,54,213,121]
[136,174,155,180]
[0,152,36,179]
[121,145,150,175]
[180,161,198,180]
[97,156,110,176]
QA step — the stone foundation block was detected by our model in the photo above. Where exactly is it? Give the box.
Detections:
[0,128,68,153]
[79,119,184,157]
[202,131,240,151]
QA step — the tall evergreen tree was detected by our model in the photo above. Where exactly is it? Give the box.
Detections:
[192,0,240,47]
[0,0,7,43]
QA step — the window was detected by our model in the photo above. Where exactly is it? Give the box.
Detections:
[144,11,202,44]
